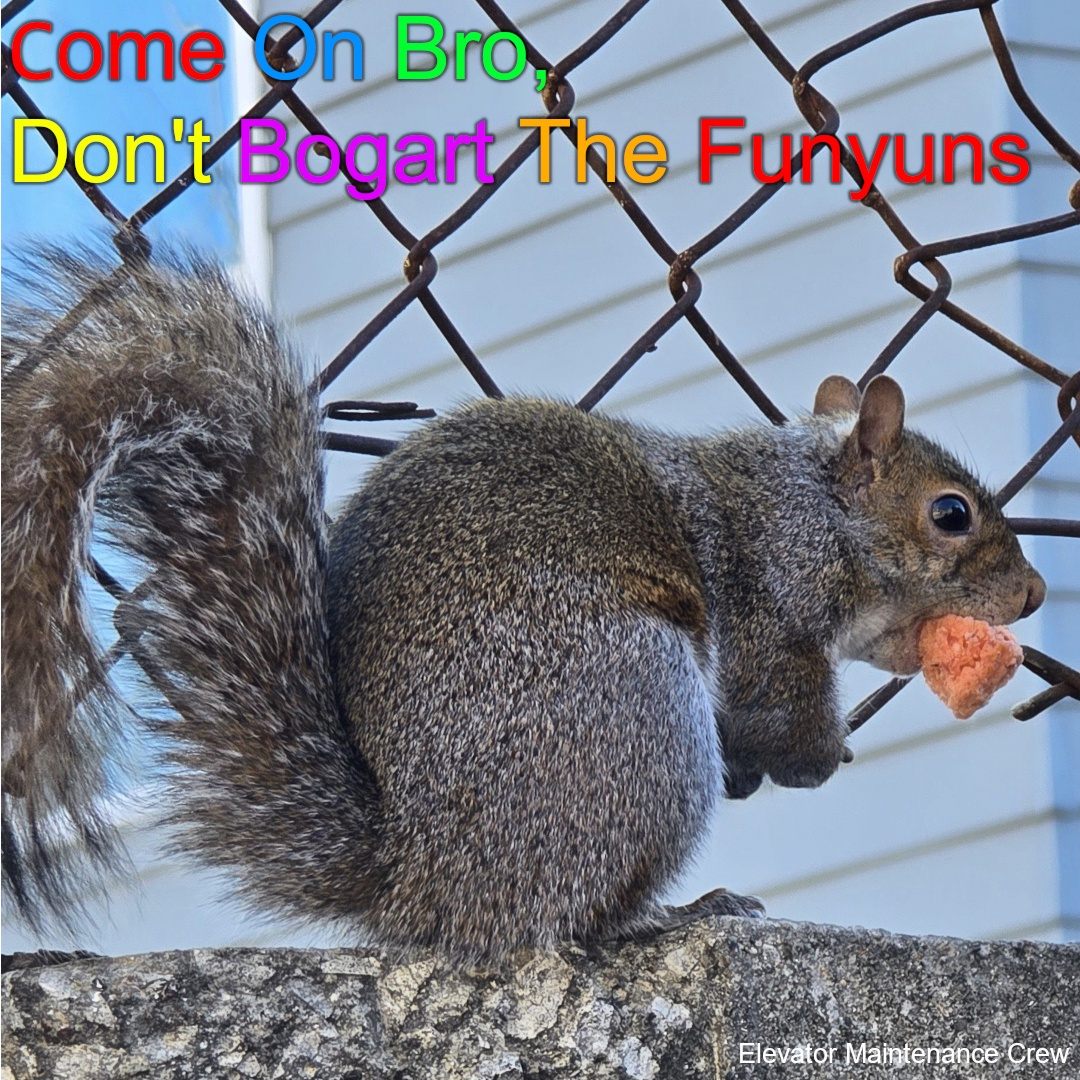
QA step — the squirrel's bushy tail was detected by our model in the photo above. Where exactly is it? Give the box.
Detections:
[2,246,381,936]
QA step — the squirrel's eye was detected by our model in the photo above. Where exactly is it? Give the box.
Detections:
[930,495,971,534]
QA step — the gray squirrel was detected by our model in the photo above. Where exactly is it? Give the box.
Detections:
[1,247,1045,962]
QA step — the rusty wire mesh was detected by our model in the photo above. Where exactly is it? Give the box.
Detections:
[1,0,1078,734]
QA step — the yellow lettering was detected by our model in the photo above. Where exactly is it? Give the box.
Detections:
[74,133,119,183]
[125,133,166,183]
[14,118,66,182]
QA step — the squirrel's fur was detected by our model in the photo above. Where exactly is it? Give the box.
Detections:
[1,248,1044,961]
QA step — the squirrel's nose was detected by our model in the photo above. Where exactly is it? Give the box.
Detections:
[1020,573,1046,619]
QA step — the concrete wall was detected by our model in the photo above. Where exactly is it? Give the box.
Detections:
[4,919,1078,1078]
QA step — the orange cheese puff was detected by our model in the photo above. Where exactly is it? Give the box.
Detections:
[918,615,1024,720]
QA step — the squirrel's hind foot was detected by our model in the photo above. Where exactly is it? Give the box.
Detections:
[658,887,766,927]
[595,887,765,947]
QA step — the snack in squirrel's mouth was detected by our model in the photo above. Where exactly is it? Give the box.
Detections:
[917,615,1024,719]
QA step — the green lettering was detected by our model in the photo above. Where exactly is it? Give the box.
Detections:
[481,31,526,81]
[397,16,446,80]
[454,30,482,80]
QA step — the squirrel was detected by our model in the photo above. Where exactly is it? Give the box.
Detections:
[1,245,1045,963]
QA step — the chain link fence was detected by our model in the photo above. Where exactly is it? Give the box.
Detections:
[2,0,1077,736]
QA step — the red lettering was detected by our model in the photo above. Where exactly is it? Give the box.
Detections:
[10,23,224,84]
[846,133,891,201]
[699,117,745,183]
[943,133,984,183]
[894,133,934,184]
[57,31,103,82]
[989,134,1030,184]
[800,134,842,183]
[108,31,175,81]
[10,20,53,81]
[180,31,226,81]
[751,134,793,184]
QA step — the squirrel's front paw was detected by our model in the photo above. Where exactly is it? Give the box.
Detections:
[768,742,847,789]
[724,764,764,800]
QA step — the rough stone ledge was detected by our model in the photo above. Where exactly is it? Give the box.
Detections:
[2,917,1078,1079]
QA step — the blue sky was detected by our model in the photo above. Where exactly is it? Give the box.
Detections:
[2,0,238,256]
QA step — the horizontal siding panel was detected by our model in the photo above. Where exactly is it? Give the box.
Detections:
[0,817,337,955]
[671,706,1055,906]
[751,814,1065,940]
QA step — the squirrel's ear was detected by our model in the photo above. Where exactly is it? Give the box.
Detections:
[813,375,860,416]
[854,375,905,459]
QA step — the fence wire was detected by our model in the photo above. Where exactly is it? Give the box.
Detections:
[2,0,1077,734]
